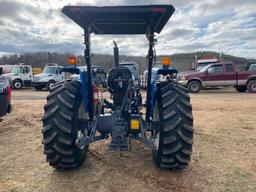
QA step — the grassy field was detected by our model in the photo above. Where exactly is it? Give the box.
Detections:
[0,88,255,192]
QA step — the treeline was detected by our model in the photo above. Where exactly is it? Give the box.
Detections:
[0,52,73,67]
[0,51,255,73]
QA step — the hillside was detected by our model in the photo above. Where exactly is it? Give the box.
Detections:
[0,51,255,74]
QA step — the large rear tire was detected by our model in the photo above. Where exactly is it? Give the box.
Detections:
[152,82,194,169]
[42,80,88,170]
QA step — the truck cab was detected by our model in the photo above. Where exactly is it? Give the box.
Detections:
[33,64,64,91]
[2,64,33,89]
[180,63,256,93]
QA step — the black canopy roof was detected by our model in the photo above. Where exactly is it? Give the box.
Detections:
[62,5,175,34]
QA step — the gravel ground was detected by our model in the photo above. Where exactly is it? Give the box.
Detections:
[0,88,256,192]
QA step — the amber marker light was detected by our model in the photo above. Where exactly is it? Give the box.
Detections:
[162,56,171,69]
[68,55,77,65]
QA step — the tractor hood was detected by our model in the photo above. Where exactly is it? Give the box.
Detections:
[62,5,175,34]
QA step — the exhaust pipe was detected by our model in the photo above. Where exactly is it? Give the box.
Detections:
[113,41,119,68]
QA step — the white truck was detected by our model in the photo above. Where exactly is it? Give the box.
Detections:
[2,65,33,89]
[0,65,16,74]
[32,64,64,91]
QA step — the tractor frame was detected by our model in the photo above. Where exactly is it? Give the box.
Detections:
[42,4,194,170]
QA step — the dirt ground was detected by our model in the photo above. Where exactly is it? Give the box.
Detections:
[0,88,256,192]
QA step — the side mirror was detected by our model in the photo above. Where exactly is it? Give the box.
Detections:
[205,70,208,75]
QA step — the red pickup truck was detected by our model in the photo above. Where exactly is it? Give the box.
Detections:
[179,63,256,93]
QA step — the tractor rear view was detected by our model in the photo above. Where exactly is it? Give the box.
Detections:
[42,4,194,170]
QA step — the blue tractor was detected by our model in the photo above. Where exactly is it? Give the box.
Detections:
[42,4,194,170]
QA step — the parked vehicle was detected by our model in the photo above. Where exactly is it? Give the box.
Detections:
[0,76,12,117]
[32,64,64,91]
[0,65,16,74]
[70,66,87,81]
[41,4,194,170]
[141,64,178,89]
[70,66,107,88]
[141,67,162,89]
[2,65,33,89]
[179,62,256,93]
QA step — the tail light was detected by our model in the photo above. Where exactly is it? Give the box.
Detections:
[7,86,11,101]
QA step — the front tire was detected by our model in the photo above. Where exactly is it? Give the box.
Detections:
[247,80,256,93]
[46,80,56,91]
[42,80,88,169]
[187,81,201,93]
[12,79,23,90]
[152,82,194,169]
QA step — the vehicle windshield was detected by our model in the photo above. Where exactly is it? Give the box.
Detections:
[196,62,217,72]
[11,66,22,74]
[43,67,56,74]
[199,65,210,72]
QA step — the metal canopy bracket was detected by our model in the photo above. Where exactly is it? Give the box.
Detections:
[83,28,94,120]
[145,26,155,121]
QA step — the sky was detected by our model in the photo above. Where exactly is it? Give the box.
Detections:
[0,0,255,58]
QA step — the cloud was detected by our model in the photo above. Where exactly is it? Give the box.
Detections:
[0,0,255,59]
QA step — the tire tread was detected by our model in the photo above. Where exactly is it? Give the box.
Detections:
[153,81,194,170]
